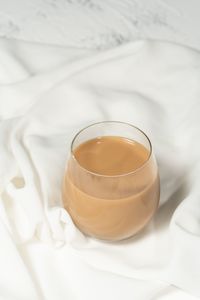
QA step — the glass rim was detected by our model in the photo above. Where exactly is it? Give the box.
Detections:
[70,120,153,178]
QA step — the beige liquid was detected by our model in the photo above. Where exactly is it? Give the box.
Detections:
[63,136,159,241]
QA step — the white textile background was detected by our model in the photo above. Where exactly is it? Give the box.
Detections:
[0,38,200,300]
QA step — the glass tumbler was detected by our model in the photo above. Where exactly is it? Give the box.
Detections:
[62,121,160,241]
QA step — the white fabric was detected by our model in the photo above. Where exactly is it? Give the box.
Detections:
[0,37,200,300]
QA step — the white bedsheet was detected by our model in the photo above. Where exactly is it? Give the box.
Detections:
[0,37,200,300]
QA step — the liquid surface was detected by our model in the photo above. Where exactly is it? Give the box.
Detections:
[63,136,159,241]
[73,136,150,176]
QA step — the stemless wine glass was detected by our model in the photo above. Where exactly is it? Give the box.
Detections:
[62,121,160,241]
